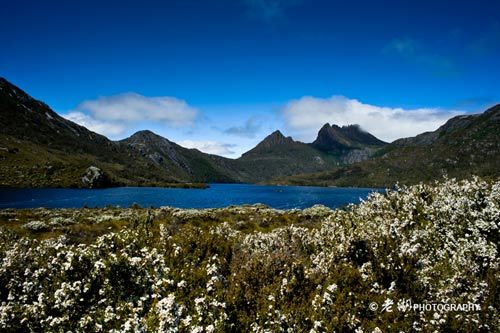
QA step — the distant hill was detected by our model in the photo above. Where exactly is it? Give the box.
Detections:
[274,104,500,187]
[120,130,241,183]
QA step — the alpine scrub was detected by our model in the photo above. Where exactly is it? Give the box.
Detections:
[0,177,499,332]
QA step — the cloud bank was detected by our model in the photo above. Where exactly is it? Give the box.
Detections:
[282,96,464,143]
[64,111,126,136]
[178,140,236,156]
[64,93,198,138]
[76,93,197,125]
[63,92,467,156]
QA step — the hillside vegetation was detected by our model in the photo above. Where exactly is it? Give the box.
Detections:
[0,177,498,332]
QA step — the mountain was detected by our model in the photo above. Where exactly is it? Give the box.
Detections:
[310,123,387,164]
[274,104,500,187]
[0,77,114,154]
[235,130,340,181]
[120,130,241,183]
[0,78,233,187]
[0,77,397,188]
[311,123,386,153]
[244,130,296,153]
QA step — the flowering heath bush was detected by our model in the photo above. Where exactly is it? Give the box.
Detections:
[0,177,498,332]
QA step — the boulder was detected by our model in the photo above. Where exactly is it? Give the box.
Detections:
[81,166,110,188]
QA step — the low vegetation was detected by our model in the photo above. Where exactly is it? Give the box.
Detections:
[0,177,498,332]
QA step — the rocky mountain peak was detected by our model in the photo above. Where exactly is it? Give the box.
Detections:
[312,123,386,153]
[123,130,177,150]
[128,130,164,142]
[258,130,295,147]
[240,130,298,157]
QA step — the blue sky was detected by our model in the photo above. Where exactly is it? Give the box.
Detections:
[1,0,499,157]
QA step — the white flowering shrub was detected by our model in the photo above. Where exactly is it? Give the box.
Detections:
[0,177,499,332]
[22,220,49,232]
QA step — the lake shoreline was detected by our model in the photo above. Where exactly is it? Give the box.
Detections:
[0,182,209,190]
[0,183,381,210]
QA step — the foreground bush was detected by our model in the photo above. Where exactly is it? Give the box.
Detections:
[0,177,499,332]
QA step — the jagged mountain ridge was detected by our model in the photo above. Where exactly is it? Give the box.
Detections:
[311,123,386,153]
[274,104,500,187]
[236,130,339,181]
[235,125,388,181]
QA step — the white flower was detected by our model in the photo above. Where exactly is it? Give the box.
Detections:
[327,284,338,293]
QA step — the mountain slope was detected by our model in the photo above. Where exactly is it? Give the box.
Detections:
[311,123,386,152]
[310,124,386,164]
[0,77,114,154]
[120,130,242,183]
[0,78,212,187]
[235,130,340,182]
[274,104,500,187]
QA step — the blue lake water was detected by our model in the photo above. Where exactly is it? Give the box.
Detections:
[0,184,382,209]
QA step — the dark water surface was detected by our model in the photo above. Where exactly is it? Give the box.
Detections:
[0,184,382,209]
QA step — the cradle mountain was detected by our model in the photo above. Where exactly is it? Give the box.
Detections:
[0,77,498,188]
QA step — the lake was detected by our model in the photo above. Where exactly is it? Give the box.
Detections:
[0,184,382,209]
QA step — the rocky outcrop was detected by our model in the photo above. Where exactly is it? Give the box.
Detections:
[340,147,376,164]
[81,166,110,188]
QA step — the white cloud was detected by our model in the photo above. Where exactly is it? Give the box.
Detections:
[64,111,126,137]
[63,92,198,139]
[74,92,197,126]
[178,140,236,156]
[282,96,464,143]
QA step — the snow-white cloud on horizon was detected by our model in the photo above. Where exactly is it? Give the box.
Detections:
[63,92,198,138]
[282,96,464,143]
[74,92,197,124]
[64,111,126,137]
[178,140,236,156]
